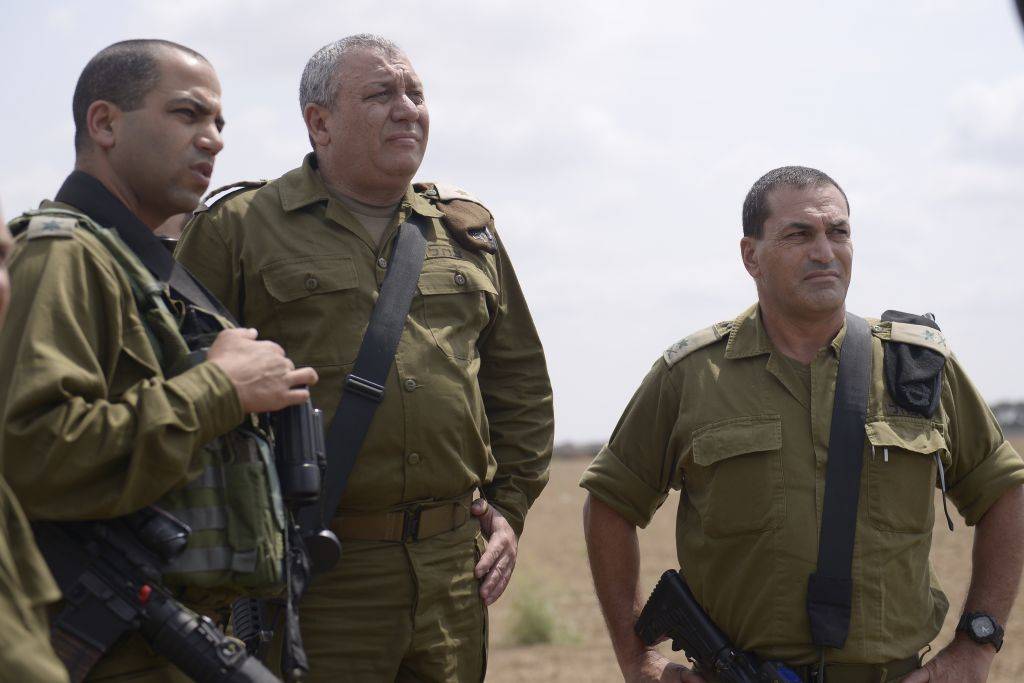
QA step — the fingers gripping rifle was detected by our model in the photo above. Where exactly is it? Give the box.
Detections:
[34,507,279,683]
[636,570,800,683]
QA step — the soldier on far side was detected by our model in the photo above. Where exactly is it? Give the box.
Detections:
[583,167,1024,683]
[0,210,68,683]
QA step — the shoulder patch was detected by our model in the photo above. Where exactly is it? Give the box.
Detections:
[872,320,950,358]
[25,215,77,240]
[664,321,733,367]
[196,180,267,213]
[415,181,497,254]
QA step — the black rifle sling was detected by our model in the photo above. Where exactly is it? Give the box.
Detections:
[806,313,872,649]
[302,215,429,533]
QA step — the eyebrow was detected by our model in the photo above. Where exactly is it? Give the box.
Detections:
[168,96,226,129]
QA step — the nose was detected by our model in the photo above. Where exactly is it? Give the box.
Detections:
[808,231,835,264]
[196,123,224,157]
[391,93,420,122]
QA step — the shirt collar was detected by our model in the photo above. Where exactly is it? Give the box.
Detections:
[54,170,174,281]
[278,153,443,219]
[724,303,773,359]
[724,302,848,360]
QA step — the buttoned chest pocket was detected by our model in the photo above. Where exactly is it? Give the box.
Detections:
[260,255,361,365]
[865,418,949,534]
[417,262,497,361]
[687,415,785,538]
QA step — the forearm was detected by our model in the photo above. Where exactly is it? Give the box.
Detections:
[964,483,1024,624]
[3,362,243,519]
[584,493,651,674]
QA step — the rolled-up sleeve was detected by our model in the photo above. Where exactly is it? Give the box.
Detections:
[942,355,1024,525]
[580,358,681,528]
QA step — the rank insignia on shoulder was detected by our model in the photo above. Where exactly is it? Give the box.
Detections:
[871,318,950,358]
[25,215,77,240]
[196,180,267,213]
[427,182,484,205]
[664,320,733,367]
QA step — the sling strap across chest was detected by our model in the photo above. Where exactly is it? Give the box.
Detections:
[299,214,430,570]
[806,313,872,650]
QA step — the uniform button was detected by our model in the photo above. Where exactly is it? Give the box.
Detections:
[407,452,421,465]
[305,276,319,291]
[403,378,417,392]
[377,257,388,269]
[453,272,467,286]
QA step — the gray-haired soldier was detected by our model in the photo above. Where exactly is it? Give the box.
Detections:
[176,34,554,682]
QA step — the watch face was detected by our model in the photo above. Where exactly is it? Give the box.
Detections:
[972,616,996,638]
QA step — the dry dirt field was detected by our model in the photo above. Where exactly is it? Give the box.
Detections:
[486,437,1024,682]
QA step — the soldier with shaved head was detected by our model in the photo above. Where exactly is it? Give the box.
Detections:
[0,40,317,680]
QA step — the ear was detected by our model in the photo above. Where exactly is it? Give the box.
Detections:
[304,103,332,147]
[740,235,761,279]
[85,100,120,151]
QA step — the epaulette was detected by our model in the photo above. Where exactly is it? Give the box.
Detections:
[194,180,268,214]
[870,318,950,358]
[413,181,497,254]
[664,320,733,367]
[9,210,83,241]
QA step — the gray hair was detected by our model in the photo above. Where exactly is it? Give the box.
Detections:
[299,34,402,111]
[741,166,849,238]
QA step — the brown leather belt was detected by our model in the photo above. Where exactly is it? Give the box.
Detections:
[787,655,920,683]
[329,493,474,543]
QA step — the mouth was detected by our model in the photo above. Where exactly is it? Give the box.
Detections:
[386,132,421,144]
[190,161,214,181]
[804,270,841,281]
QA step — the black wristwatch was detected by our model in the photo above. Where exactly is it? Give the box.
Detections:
[956,612,1004,652]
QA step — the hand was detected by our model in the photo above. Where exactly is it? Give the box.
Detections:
[472,499,517,606]
[903,639,994,683]
[626,650,705,683]
[207,328,319,413]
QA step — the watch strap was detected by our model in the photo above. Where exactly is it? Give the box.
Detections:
[957,612,1004,652]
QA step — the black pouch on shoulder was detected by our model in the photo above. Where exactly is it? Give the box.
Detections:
[881,310,945,418]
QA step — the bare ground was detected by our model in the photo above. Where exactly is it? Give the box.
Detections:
[486,439,1024,682]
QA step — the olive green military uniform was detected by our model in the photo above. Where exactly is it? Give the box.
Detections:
[175,153,554,681]
[0,195,245,681]
[0,479,68,683]
[582,304,1024,679]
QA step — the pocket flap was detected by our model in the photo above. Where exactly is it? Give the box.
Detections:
[261,255,358,303]
[418,264,497,296]
[865,419,949,461]
[692,416,782,466]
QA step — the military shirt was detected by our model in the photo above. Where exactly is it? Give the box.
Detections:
[0,479,68,683]
[581,304,1024,664]
[0,173,245,520]
[175,154,553,536]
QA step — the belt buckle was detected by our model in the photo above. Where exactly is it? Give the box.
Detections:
[402,505,422,542]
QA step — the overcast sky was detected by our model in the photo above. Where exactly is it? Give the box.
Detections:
[3,1,1023,442]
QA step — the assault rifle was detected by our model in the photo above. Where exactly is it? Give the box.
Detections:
[34,507,279,683]
[636,570,800,683]
[232,399,341,681]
